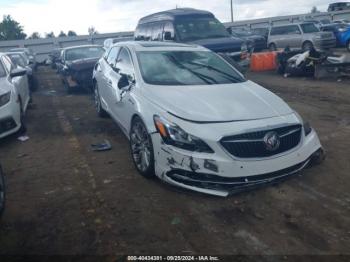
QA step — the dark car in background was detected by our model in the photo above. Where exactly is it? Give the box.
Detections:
[134,8,249,71]
[229,28,267,51]
[57,45,105,93]
[251,27,270,41]
[328,2,350,12]
[0,165,5,216]
[48,48,62,69]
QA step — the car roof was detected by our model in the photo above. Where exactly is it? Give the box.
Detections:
[111,41,208,52]
[138,8,214,24]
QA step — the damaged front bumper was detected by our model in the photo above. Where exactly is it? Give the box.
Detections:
[152,129,323,197]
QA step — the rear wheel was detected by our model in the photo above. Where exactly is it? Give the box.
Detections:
[0,166,5,216]
[94,82,108,118]
[269,43,277,51]
[129,117,155,178]
[302,41,314,51]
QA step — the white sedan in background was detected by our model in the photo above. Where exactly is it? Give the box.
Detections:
[93,42,324,197]
[0,53,30,139]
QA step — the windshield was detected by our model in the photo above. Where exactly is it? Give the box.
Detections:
[175,18,230,41]
[137,50,245,86]
[8,54,26,68]
[65,46,104,61]
[301,23,320,33]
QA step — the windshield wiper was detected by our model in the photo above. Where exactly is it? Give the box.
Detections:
[167,55,218,84]
[187,61,243,83]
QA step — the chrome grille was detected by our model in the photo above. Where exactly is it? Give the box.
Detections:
[220,125,302,158]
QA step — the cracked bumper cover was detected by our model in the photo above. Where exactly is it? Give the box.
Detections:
[151,129,323,197]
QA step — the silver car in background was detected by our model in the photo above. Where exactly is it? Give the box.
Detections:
[268,23,336,51]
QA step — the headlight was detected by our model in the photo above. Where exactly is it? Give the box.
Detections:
[303,121,312,136]
[0,91,11,107]
[154,115,214,153]
[29,55,34,60]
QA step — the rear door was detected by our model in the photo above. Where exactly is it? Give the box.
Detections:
[97,46,121,115]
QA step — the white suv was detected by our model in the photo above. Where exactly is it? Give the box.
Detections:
[93,42,323,197]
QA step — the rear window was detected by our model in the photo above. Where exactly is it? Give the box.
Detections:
[301,23,320,33]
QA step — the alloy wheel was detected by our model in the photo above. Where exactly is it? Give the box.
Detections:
[94,86,101,113]
[130,120,153,174]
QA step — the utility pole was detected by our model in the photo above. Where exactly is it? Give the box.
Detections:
[230,0,234,22]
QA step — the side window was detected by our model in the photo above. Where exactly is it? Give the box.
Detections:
[106,46,120,67]
[115,47,134,80]
[2,56,13,73]
[145,25,152,41]
[287,25,301,35]
[163,22,175,40]
[151,23,163,41]
[135,25,144,40]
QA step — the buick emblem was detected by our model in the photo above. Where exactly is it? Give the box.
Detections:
[263,131,280,151]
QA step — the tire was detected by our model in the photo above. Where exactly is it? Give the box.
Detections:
[62,77,72,94]
[347,40,350,52]
[18,99,27,134]
[269,43,277,51]
[93,83,108,118]
[0,166,5,217]
[129,117,155,178]
[302,41,314,51]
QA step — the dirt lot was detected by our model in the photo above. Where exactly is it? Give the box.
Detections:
[0,67,349,258]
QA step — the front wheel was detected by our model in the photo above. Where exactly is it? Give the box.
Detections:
[302,41,314,51]
[94,83,108,118]
[269,43,277,51]
[130,117,155,178]
[0,166,5,216]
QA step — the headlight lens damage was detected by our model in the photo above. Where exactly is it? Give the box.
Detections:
[0,91,11,107]
[154,115,214,153]
[303,121,312,136]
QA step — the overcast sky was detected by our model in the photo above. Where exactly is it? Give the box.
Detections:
[0,0,335,36]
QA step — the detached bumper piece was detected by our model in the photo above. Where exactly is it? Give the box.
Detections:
[166,157,314,195]
[0,118,17,135]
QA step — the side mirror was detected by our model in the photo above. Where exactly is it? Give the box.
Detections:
[164,31,173,41]
[10,68,27,78]
[118,74,130,89]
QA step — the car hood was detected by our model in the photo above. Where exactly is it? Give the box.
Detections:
[66,57,99,71]
[0,78,12,95]
[189,37,244,52]
[142,81,294,122]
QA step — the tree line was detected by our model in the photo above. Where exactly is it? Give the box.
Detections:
[0,15,97,41]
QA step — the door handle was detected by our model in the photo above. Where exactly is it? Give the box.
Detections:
[107,79,112,85]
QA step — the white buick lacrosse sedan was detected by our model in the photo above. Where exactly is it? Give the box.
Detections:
[92,41,324,197]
